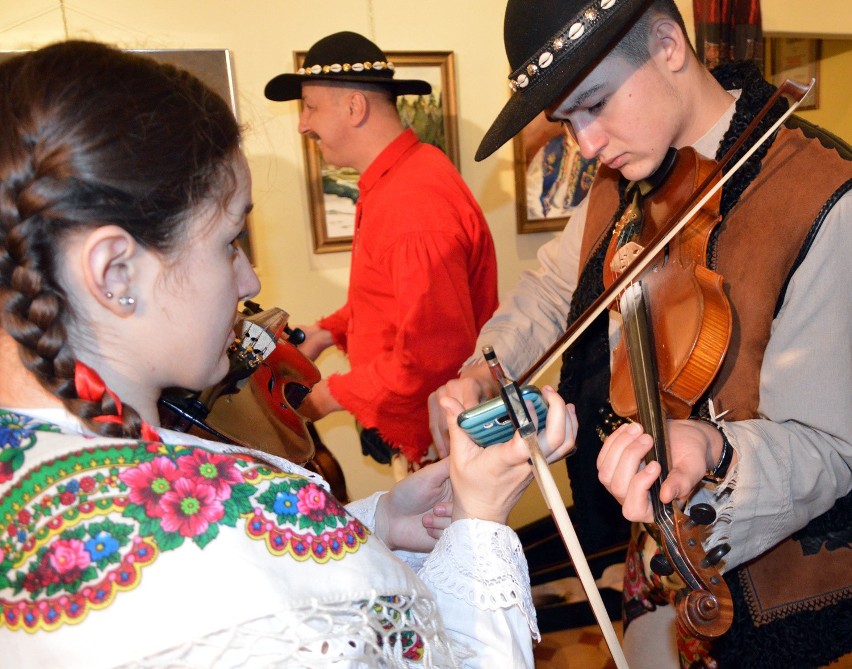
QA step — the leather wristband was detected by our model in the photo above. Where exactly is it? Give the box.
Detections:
[696,417,733,484]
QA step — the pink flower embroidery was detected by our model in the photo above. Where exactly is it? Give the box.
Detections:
[177,450,243,500]
[120,456,182,517]
[49,538,91,574]
[159,478,224,537]
[297,484,330,522]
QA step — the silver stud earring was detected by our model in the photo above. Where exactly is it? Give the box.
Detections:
[118,296,136,306]
[105,291,114,299]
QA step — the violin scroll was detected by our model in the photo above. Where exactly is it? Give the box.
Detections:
[666,505,734,639]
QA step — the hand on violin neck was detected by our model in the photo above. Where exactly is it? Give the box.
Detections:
[297,323,333,361]
[658,419,724,502]
[299,378,343,422]
[597,419,726,524]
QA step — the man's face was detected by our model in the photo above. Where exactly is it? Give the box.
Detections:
[546,52,684,182]
[298,83,353,168]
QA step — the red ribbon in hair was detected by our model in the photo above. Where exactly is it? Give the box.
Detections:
[74,361,161,442]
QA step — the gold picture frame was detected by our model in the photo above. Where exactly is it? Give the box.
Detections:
[513,112,599,234]
[296,50,459,253]
[766,37,821,111]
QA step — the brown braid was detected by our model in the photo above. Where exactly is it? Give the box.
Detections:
[0,41,241,438]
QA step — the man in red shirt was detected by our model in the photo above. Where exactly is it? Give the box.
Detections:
[265,31,498,471]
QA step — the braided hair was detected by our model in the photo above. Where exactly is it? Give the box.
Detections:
[0,40,241,438]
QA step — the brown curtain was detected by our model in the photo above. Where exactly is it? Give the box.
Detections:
[693,0,764,73]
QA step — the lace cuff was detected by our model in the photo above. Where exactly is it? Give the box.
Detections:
[419,519,539,637]
[345,491,385,532]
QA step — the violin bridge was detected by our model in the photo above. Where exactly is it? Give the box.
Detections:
[610,241,644,274]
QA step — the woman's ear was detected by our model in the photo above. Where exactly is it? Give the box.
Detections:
[80,225,139,316]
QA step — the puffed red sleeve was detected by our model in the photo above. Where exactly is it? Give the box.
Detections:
[317,303,351,351]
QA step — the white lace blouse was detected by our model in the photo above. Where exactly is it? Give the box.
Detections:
[0,408,538,668]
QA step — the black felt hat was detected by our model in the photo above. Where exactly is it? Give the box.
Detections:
[476,0,650,161]
[265,31,432,101]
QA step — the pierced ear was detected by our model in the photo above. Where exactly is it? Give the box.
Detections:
[81,226,138,315]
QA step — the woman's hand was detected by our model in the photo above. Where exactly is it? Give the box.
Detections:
[441,385,577,525]
[374,458,454,553]
[596,418,728,523]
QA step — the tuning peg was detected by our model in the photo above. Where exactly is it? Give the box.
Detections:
[688,503,717,525]
[285,325,306,345]
[650,553,675,576]
[701,543,731,568]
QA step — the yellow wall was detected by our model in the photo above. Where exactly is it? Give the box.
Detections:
[1,1,848,529]
[762,0,852,37]
[780,38,852,139]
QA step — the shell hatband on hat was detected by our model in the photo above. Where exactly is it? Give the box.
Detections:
[508,0,624,94]
[297,60,396,76]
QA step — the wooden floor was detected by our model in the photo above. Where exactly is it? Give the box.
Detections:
[535,622,852,669]
[535,622,623,669]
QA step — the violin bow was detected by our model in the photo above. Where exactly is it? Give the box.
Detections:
[484,346,631,669]
[519,78,814,387]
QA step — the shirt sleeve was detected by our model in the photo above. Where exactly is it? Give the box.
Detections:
[707,191,852,568]
[418,519,538,668]
[346,496,537,665]
[327,222,490,449]
[318,303,351,351]
[465,194,588,380]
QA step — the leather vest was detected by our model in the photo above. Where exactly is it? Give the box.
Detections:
[578,121,852,662]
[579,124,850,415]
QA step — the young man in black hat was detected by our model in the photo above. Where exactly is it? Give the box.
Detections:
[430,1,852,667]
[265,32,498,474]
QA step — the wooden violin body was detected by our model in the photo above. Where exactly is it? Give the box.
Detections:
[606,148,732,421]
[607,147,734,639]
[159,303,349,503]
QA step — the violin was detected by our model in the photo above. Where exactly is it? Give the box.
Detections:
[159,302,349,503]
[604,146,734,639]
[516,79,814,642]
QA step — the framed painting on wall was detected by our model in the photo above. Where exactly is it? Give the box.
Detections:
[513,112,599,234]
[295,50,459,253]
[766,37,821,111]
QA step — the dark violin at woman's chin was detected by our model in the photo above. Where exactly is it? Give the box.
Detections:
[158,302,350,503]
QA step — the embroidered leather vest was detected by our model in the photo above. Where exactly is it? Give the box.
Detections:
[578,122,852,665]
[579,124,851,416]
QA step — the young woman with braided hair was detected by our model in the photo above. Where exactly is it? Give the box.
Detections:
[0,41,578,668]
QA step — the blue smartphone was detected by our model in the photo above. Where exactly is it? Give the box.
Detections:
[457,385,548,447]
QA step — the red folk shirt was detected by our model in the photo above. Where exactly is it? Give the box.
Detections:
[318,129,498,463]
